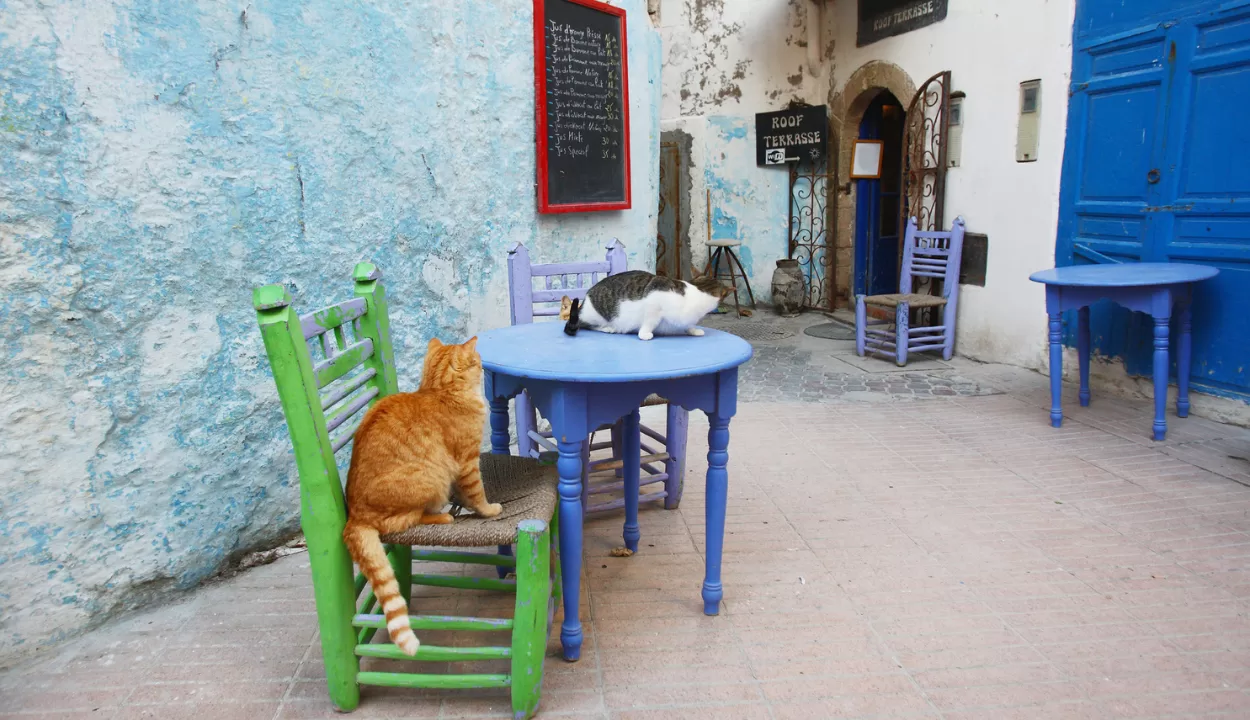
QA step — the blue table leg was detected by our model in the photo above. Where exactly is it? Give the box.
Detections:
[489,396,511,454]
[702,413,730,616]
[1048,312,1064,428]
[1078,307,1091,407]
[1177,302,1193,419]
[622,409,641,553]
[1152,313,1170,441]
[496,543,512,579]
[556,439,584,661]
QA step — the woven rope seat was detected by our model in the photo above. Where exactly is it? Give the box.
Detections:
[381,454,558,547]
[641,394,667,407]
[861,293,947,309]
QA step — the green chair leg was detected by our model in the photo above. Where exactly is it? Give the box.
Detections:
[387,544,413,604]
[306,525,361,712]
[511,519,551,720]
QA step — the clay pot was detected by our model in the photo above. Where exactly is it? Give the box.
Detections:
[771,259,805,317]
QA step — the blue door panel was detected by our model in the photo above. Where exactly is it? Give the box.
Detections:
[1060,0,1250,399]
[1079,87,1159,201]
[1076,0,1210,38]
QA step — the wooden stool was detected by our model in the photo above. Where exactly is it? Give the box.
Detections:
[705,240,756,316]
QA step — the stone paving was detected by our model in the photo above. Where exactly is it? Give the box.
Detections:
[4,312,1250,719]
[702,312,997,403]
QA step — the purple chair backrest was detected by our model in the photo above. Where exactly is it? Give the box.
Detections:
[507,239,628,324]
[899,216,965,295]
[899,215,966,327]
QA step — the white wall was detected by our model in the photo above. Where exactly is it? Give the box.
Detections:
[829,0,1077,369]
[659,0,834,299]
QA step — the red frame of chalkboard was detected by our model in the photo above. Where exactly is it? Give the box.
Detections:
[533,0,632,214]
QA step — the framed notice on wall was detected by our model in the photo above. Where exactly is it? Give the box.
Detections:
[534,0,632,213]
[850,140,884,179]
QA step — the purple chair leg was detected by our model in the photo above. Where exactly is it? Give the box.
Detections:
[611,421,623,480]
[496,543,512,579]
[663,404,688,510]
[854,295,867,356]
[895,302,910,367]
[515,391,534,457]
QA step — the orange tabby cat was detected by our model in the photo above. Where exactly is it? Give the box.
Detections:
[343,336,503,656]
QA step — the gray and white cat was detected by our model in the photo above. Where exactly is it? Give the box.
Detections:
[559,270,732,340]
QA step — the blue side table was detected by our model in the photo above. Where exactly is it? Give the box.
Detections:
[1029,263,1219,441]
[477,322,753,661]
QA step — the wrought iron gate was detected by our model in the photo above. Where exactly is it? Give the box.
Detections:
[899,71,951,323]
[788,161,835,311]
[901,71,951,233]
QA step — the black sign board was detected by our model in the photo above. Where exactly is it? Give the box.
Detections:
[755,105,828,166]
[534,0,631,213]
[857,0,948,47]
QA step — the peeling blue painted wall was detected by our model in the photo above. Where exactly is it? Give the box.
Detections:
[0,0,660,665]
[703,114,789,302]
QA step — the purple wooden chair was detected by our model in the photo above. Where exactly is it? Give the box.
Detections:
[507,239,689,514]
[855,216,966,366]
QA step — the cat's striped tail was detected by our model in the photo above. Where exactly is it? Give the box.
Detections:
[343,522,419,656]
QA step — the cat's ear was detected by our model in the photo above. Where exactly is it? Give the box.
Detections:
[464,336,478,352]
[559,295,572,321]
[428,337,444,351]
[719,286,733,299]
[690,267,703,280]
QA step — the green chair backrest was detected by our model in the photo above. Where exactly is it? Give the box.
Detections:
[253,263,400,526]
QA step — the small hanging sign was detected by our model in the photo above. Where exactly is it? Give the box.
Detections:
[755,105,828,166]
[857,0,948,47]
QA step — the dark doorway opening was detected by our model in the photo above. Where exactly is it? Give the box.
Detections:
[854,91,905,298]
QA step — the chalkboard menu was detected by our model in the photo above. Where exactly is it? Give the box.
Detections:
[534,0,632,213]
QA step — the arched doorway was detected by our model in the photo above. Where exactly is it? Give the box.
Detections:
[853,91,905,298]
[827,61,916,308]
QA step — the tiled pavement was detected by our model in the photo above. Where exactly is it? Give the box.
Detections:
[5,321,1250,719]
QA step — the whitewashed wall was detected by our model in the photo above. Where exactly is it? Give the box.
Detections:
[658,0,835,299]
[828,0,1077,369]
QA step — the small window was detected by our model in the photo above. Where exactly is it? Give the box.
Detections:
[1020,82,1040,114]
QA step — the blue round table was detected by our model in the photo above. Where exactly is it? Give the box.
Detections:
[1029,263,1218,441]
[477,322,753,661]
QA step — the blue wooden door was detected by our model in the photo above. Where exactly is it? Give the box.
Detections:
[855,94,904,297]
[1058,0,1250,398]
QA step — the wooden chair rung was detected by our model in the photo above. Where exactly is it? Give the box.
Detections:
[410,548,517,567]
[587,491,668,514]
[591,452,669,472]
[357,671,511,690]
[353,613,515,631]
[357,643,511,662]
[587,474,669,496]
[411,573,517,592]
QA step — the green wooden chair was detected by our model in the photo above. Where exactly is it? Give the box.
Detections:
[253,263,561,718]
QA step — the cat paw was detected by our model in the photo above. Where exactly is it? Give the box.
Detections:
[687,328,705,336]
[420,512,455,525]
[477,503,504,518]
[638,330,654,341]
